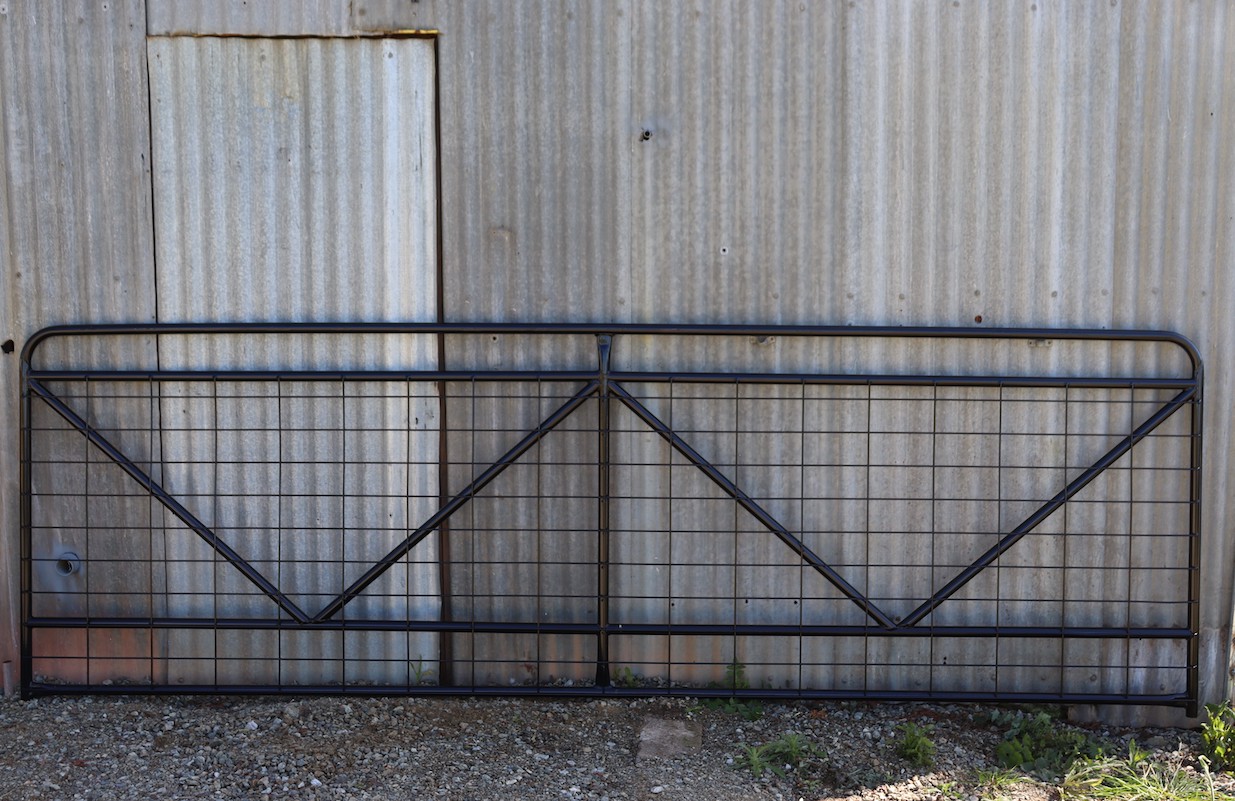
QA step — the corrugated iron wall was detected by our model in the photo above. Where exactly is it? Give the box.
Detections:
[0,0,157,685]
[422,0,1230,718]
[143,35,440,684]
[3,0,1234,717]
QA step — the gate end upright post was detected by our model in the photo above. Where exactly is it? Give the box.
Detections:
[18,354,32,699]
[1186,365,1203,718]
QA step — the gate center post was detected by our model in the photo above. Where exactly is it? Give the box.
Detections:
[595,334,613,687]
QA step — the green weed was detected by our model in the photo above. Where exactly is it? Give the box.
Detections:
[990,709,1103,778]
[1202,701,1235,771]
[613,665,639,689]
[700,660,764,720]
[895,721,937,768]
[723,660,749,690]
[410,656,435,686]
[734,732,826,779]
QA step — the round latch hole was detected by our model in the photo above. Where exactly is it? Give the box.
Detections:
[55,552,80,576]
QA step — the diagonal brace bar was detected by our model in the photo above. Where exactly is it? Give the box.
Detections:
[900,386,1198,628]
[610,381,898,630]
[28,379,312,624]
[314,379,601,622]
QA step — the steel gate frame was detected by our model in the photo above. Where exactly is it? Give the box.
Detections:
[19,323,1203,713]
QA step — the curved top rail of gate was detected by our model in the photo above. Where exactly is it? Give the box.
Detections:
[21,321,1203,377]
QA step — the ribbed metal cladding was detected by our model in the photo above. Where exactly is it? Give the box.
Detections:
[146,0,355,38]
[147,36,437,330]
[433,2,635,327]
[144,36,440,684]
[0,0,156,334]
[426,0,1235,714]
[0,0,157,673]
[4,0,1235,714]
[425,1,636,685]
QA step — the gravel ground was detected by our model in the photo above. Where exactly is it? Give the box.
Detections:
[0,694,1230,801]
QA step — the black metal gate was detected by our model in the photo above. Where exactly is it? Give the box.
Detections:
[21,323,1202,713]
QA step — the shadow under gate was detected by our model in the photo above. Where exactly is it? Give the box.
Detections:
[19,323,1203,715]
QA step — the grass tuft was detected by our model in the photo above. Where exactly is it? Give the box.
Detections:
[1061,744,1232,801]
[733,732,826,779]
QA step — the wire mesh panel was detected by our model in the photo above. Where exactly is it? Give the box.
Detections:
[20,324,1202,713]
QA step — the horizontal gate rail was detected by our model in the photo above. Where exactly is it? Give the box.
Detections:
[25,617,1194,639]
[20,323,1203,713]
